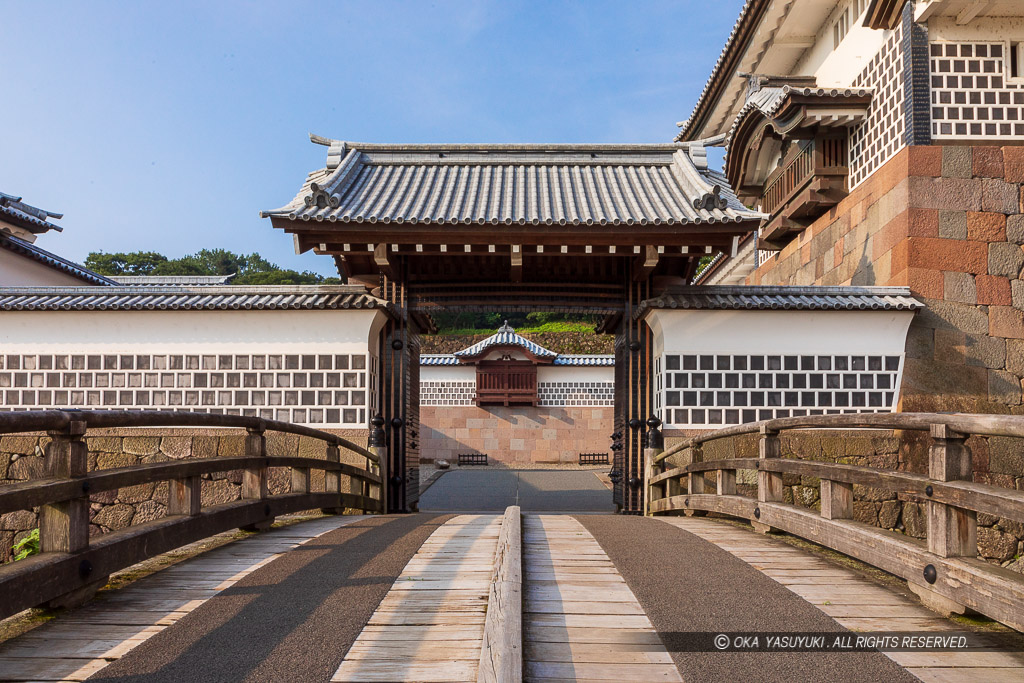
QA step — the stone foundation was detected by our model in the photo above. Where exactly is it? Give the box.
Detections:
[420,406,612,465]
[0,427,369,563]
[750,145,1024,414]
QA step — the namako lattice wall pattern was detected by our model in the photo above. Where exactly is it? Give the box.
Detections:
[0,353,369,426]
[929,42,1024,139]
[850,21,906,187]
[658,353,903,429]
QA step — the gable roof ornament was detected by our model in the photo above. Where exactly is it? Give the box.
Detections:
[453,323,558,363]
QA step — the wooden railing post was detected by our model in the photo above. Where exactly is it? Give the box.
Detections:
[168,476,201,517]
[643,417,663,516]
[757,426,783,502]
[370,414,387,514]
[820,479,853,520]
[241,422,272,531]
[40,416,108,609]
[687,444,705,494]
[321,444,343,514]
[717,468,737,496]
[753,425,782,533]
[39,418,89,554]
[927,424,976,558]
[291,462,311,495]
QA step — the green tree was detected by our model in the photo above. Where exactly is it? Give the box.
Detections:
[85,251,169,275]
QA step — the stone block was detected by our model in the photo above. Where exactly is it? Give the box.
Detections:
[938,211,968,239]
[967,212,1007,241]
[978,527,1018,562]
[942,271,976,304]
[853,501,879,525]
[0,436,38,456]
[159,436,192,459]
[8,455,45,480]
[965,334,1006,369]
[942,146,972,178]
[989,369,1022,405]
[96,452,138,470]
[878,500,901,529]
[1,509,36,531]
[989,436,1024,475]
[116,482,156,504]
[905,324,934,359]
[990,306,1024,339]
[982,179,1020,214]
[193,436,219,458]
[976,275,1012,305]
[903,502,926,538]
[901,359,989,405]
[201,478,239,507]
[93,504,134,530]
[909,237,987,274]
[973,146,1004,178]
[84,436,121,453]
[988,242,1024,277]
[122,436,160,456]
[132,500,166,524]
[1008,215,1024,245]
[218,437,245,457]
[909,146,942,177]
[910,176,982,212]
[297,437,327,459]
[1008,340,1024,374]
[917,298,989,333]
[1003,145,1024,182]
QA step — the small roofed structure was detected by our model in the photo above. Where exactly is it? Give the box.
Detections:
[0,192,64,243]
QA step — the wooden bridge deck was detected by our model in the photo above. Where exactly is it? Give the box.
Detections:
[1,512,1023,682]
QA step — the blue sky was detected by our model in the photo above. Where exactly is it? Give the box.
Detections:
[1,1,741,276]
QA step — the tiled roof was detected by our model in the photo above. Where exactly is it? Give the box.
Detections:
[725,85,874,150]
[421,353,614,367]
[262,138,764,227]
[420,354,460,366]
[552,355,615,367]
[636,286,922,318]
[0,285,391,312]
[112,275,236,286]
[0,192,64,234]
[0,234,117,286]
[454,322,558,359]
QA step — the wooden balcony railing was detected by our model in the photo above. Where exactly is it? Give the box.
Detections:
[476,363,538,406]
[645,412,1024,632]
[0,409,383,620]
[760,136,849,246]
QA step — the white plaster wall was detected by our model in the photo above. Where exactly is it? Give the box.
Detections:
[0,309,385,353]
[801,10,891,86]
[537,365,614,384]
[646,309,915,358]
[421,365,476,382]
[0,249,87,287]
[927,17,1024,43]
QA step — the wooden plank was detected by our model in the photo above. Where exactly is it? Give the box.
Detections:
[334,514,503,683]
[478,505,522,683]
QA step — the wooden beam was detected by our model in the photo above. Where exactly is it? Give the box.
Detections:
[510,246,522,283]
[373,243,395,278]
[632,245,658,281]
[956,1,991,25]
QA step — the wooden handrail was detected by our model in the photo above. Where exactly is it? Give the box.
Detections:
[0,409,384,620]
[655,411,1024,464]
[0,409,378,465]
[643,413,1024,632]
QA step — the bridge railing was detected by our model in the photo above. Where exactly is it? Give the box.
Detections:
[0,409,383,620]
[644,413,1024,632]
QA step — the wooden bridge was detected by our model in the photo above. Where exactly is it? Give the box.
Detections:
[1,410,1023,681]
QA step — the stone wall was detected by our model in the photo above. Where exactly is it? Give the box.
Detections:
[663,429,1024,574]
[0,428,370,563]
[750,145,1024,413]
[420,406,612,465]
